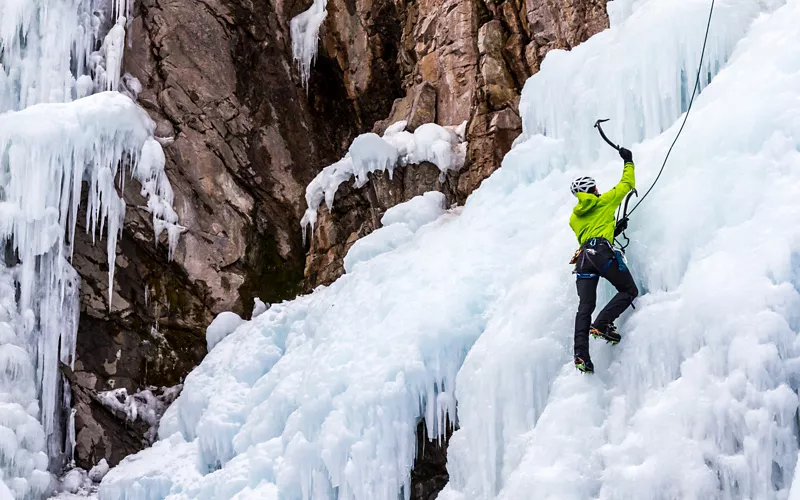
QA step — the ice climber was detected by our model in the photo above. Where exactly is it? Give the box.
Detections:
[568,147,639,373]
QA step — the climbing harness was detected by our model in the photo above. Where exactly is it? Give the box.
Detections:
[573,237,621,280]
[592,0,716,249]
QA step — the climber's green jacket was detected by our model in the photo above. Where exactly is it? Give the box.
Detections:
[570,162,635,245]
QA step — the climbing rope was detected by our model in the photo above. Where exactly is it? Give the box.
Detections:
[599,0,716,252]
[627,0,716,216]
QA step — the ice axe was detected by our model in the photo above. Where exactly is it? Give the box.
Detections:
[594,119,620,151]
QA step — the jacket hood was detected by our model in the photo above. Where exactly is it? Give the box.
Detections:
[573,192,599,216]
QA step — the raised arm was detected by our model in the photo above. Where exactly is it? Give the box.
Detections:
[599,148,636,207]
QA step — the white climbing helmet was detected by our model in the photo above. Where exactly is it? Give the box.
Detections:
[570,176,596,196]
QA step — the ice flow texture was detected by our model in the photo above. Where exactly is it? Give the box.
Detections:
[0,0,178,498]
[102,0,800,499]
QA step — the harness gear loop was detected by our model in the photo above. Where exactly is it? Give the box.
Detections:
[573,238,616,280]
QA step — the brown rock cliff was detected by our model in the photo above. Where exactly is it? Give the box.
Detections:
[304,0,609,288]
[70,0,608,495]
[72,0,362,468]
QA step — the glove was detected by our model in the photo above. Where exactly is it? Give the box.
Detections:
[619,147,633,163]
[614,217,629,237]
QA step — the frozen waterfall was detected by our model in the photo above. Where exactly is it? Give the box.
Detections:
[0,0,179,498]
[101,0,800,499]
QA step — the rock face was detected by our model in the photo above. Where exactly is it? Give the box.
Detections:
[71,0,364,468]
[69,0,609,489]
[61,363,152,468]
[304,0,609,288]
[70,190,211,469]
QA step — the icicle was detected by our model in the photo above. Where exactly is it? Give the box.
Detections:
[101,17,127,91]
[112,0,133,25]
[66,408,76,465]
[0,0,181,493]
[290,0,328,88]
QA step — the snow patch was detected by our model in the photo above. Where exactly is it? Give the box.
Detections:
[206,312,246,352]
[97,386,182,443]
[49,466,100,499]
[381,191,447,230]
[301,121,466,235]
[98,434,202,500]
[88,460,109,484]
[251,298,269,319]
[344,192,447,273]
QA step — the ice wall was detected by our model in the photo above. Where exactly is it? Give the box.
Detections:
[0,0,179,498]
[518,0,771,164]
[101,0,800,499]
[441,0,799,498]
[0,0,129,112]
[100,192,472,499]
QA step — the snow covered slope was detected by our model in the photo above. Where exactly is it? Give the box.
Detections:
[101,0,800,498]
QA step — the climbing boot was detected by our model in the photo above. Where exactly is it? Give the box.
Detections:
[591,324,621,344]
[574,356,594,374]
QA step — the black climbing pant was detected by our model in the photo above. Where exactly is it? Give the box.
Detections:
[574,239,638,359]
